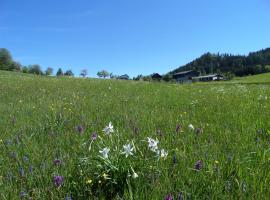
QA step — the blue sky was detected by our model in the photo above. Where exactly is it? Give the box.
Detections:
[1,0,270,77]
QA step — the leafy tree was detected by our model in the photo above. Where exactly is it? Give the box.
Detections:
[45,67,53,76]
[22,66,29,73]
[0,48,13,70]
[97,70,109,78]
[64,70,74,76]
[170,48,270,77]
[56,68,63,76]
[28,64,43,75]
[80,69,88,78]
[9,61,22,71]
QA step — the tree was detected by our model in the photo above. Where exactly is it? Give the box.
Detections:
[97,70,110,78]
[56,68,63,76]
[22,66,29,73]
[28,64,43,75]
[9,61,22,71]
[64,70,74,76]
[80,69,88,78]
[45,67,53,76]
[0,48,13,70]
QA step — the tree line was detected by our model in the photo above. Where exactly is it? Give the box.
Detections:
[0,48,78,77]
[170,48,270,76]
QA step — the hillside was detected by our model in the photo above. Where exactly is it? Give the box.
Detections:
[170,48,270,76]
[1,70,270,199]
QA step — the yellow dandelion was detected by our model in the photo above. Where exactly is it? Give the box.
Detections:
[215,160,219,164]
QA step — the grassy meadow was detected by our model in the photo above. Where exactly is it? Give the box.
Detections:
[0,70,270,199]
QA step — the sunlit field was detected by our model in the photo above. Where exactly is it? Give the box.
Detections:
[0,71,270,199]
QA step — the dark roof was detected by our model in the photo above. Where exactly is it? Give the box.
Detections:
[173,70,194,75]
[118,74,129,79]
[151,73,162,78]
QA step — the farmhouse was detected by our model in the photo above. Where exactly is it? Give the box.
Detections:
[192,74,224,81]
[151,73,162,80]
[172,70,200,82]
[118,74,130,80]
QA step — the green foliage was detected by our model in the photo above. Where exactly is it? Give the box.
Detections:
[171,48,270,77]
[97,70,110,78]
[0,48,22,71]
[56,68,64,76]
[64,70,74,77]
[1,71,270,198]
[45,67,53,76]
[28,64,43,75]
[80,69,88,77]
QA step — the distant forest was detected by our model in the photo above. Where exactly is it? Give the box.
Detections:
[170,48,270,76]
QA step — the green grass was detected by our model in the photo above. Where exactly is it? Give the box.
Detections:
[231,72,270,84]
[0,70,270,199]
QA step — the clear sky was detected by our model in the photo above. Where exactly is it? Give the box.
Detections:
[1,0,270,77]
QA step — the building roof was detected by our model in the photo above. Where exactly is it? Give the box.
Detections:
[173,70,194,75]
[192,74,223,79]
[151,73,162,78]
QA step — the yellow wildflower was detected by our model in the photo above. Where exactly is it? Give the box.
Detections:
[215,160,219,164]
[86,178,92,184]
[103,173,109,179]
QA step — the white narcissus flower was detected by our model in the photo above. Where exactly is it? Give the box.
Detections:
[159,149,168,159]
[103,122,114,135]
[188,124,194,130]
[99,147,110,159]
[147,137,159,152]
[122,143,134,158]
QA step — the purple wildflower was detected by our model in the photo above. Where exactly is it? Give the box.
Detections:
[19,191,27,199]
[91,132,97,141]
[19,167,25,177]
[5,139,12,145]
[23,156,29,163]
[76,125,84,134]
[173,154,177,165]
[178,192,183,200]
[195,127,203,135]
[156,129,162,137]
[194,160,203,171]
[165,194,174,200]
[29,165,34,173]
[133,126,139,135]
[53,175,64,188]
[176,124,181,133]
[9,152,17,159]
[53,159,62,166]
[65,194,72,200]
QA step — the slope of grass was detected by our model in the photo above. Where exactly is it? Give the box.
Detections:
[231,72,270,84]
[0,70,270,199]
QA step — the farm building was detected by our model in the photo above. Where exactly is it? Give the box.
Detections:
[151,73,162,80]
[192,74,224,81]
[172,70,200,82]
[118,74,130,80]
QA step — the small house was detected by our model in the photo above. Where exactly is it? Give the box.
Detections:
[151,73,162,80]
[172,70,199,82]
[192,74,224,82]
[118,74,130,80]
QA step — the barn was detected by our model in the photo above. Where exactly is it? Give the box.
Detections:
[192,74,224,81]
[172,70,200,82]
